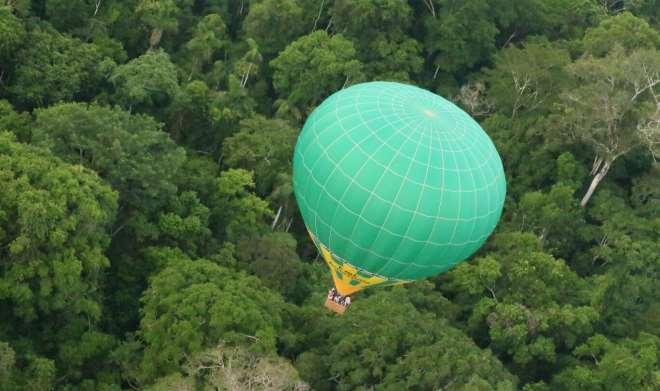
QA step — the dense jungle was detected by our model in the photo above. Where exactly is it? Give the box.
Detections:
[0,0,658,390]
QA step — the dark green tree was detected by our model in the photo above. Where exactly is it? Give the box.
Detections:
[109,49,180,112]
[138,255,284,381]
[271,30,364,116]
[0,132,119,385]
[8,26,103,107]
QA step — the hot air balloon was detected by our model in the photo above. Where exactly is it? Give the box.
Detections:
[292,81,506,314]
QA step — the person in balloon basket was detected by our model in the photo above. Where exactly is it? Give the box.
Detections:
[327,288,351,307]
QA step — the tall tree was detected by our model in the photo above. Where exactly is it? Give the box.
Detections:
[244,0,305,59]
[0,5,25,68]
[559,46,659,207]
[109,49,180,112]
[423,0,498,78]
[138,254,284,382]
[8,26,103,107]
[0,132,119,385]
[552,333,660,390]
[582,11,660,57]
[270,30,363,116]
[183,13,228,77]
[293,289,517,390]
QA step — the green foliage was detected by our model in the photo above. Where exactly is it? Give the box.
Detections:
[44,0,95,35]
[444,233,598,381]
[485,39,570,118]
[138,255,283,381]
[1,2,658,389]
[245,0,305,58]
[0,132,118,384]
[631,164,660,217]
[424,0,498,75]
[329,0,421,81]
[8,26,103,107]
[223,115,298,196]
[213,168,272,242]
[109,49,180,111]
[32,102,186,218]
[516,182,587,258]
[293,289,517,390]
[137,0,184,33]
[0,132,117,322]
[0,6,24,61]
[583,12,660,56]
[237,232,305,300]
[331,0,413,42]
[553,333,660,390]
[184,14,228,75]
[0,99,31,142]
[271,30,364,115]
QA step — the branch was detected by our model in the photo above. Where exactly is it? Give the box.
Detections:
[94,0,102,16]
[312,0,325,31]
[423,0,436,17]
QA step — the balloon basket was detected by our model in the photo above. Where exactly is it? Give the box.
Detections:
[324,298,347,315]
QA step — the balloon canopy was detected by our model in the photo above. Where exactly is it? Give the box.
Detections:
[293,81,506,296]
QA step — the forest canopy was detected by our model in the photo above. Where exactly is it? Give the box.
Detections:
[0,1,658,390]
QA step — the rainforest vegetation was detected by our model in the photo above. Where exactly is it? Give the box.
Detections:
[0,1,658,390]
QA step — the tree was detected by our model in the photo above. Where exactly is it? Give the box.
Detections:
[109,49,180,112]
[8,26,103,107]
[330,0,413,45]
[271,30,363,115]
[138,255,284,381]
[31,103,188,334]
[212,168,272,243]
[515,182,587,258]
[233,38,263,89]
[237,232,304,300]
[559,46,660,207]
[586,191,660,337]
[0,5,24,64]
[0,132,118,384]
[329,0,421,80]
[44,0,97,36]
[582,12,660,57]
[0,99,30,142]
[136,0,188,47]
[148,344,309,390]
[360,36,423,81]
[293,289,517,390]
[32,102,186,222]
[222,115,298,196]
[552,333,660,390]
[209,75,257,146]
[183,13,228,77]
[485,39,570,119]
[443,233,598,382]
[423,0,498,77]
[166,80,216,149]
[630,163,660,217]
[244,0,305,59]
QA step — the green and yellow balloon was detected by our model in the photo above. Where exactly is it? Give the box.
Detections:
[293,81,506,296]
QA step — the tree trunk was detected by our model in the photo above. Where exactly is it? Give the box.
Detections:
[312,0,325,31]
[580,159,612,207]
[149,28,163,48]
[271,205,283,230]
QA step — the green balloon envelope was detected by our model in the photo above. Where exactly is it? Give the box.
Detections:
[293,81,506,283]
